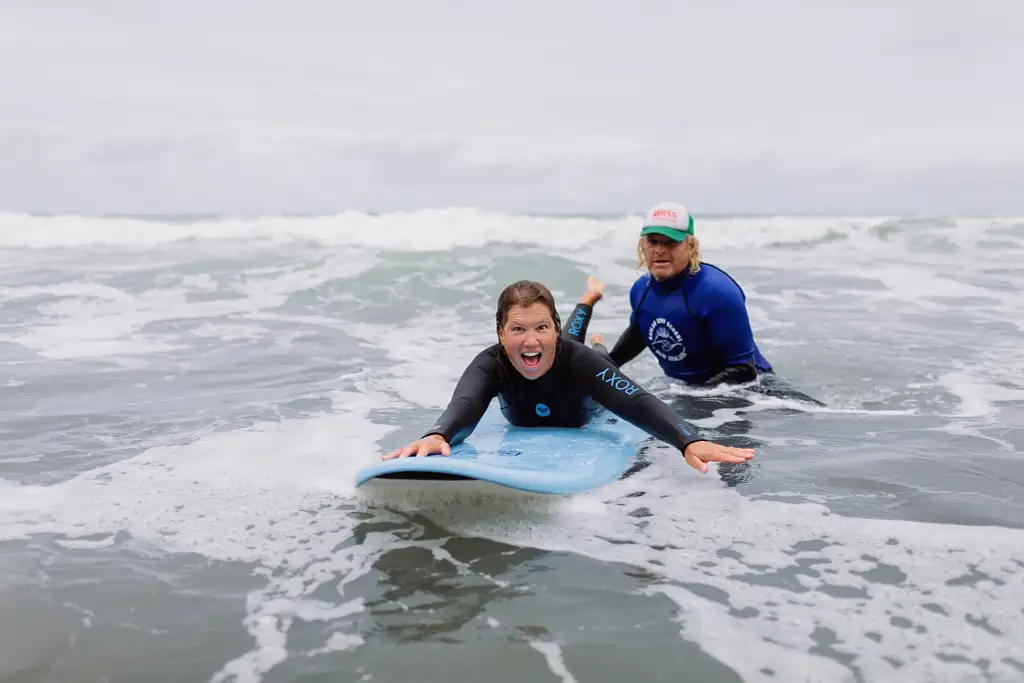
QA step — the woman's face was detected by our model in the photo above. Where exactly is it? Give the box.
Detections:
[497,302,558,379]
[642,234,691,280]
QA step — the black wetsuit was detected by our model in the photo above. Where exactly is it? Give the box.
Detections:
[423,304,705,456]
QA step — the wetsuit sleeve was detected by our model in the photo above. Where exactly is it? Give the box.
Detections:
[567,343,704,455]
[704,361,757,386]
[423,348,500,445]
[609,277,649,366]
[567,301,646,367]
[562,303,594,343]
[704,289,759,383]
[608,322,646,366]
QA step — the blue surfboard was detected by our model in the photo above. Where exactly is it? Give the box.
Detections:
[356,403,645,496]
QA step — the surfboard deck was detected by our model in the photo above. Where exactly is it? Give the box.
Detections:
[356,404,644,496]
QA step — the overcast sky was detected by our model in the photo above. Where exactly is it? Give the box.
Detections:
[1,0,1021,216]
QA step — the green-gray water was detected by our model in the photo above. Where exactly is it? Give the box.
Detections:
[1,210,1023,682]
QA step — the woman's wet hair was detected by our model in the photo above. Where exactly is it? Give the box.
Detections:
[495,280,561,334]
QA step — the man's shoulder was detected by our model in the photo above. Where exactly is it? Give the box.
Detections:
[629,273,652,303]
[631,273,653,289]
[693,263,746,303]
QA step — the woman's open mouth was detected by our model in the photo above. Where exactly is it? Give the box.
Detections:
[521,351,542,368]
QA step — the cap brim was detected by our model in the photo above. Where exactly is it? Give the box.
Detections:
[640,225,690,241]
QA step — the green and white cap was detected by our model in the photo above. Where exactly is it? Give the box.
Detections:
[639,201,694,241]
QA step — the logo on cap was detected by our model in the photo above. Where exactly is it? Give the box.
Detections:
[652,209,677,221]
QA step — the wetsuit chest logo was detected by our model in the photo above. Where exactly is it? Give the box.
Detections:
[535,403,551,417]
[646,317,687,362]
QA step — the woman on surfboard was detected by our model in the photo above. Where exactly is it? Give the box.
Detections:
[383,280,754,475]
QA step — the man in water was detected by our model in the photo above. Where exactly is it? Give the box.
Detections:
[600,201,772,386]
[384,279,755,475]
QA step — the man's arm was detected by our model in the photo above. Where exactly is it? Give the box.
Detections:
[703,290,760,385]
[608,322,647,366]
[703,360,757,386]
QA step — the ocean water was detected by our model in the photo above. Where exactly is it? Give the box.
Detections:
[1,209,1022,683]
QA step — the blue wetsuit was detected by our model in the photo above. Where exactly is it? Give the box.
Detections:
[609,263,773,386]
